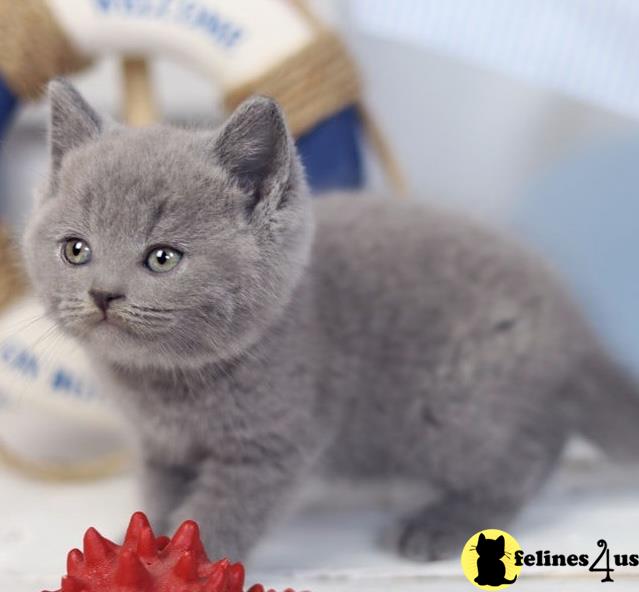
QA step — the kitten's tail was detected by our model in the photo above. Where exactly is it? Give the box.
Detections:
[571,348,639,461]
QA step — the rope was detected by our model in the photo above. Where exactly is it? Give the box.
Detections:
[224,29,361,138]
[225,0,407,195]
[0,0,90,99]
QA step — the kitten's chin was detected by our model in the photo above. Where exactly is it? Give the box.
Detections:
[84,326,251,373]
[74,320,165,367]
[77,322,207,372]
[67,313,263,372]
[89,319,130,343]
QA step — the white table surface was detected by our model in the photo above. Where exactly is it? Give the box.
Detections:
[2,444,639,592]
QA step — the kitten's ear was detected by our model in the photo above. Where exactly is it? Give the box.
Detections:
[48,78,102,175]
[213,96,294,206]
[478,533,486,543]
[497,535,505,548]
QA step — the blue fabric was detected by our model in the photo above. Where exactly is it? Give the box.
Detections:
[296,105,363,193]
[0,77,18,213]
[0,81,362,195]
[511,137,639,374]
[0,76,17,142]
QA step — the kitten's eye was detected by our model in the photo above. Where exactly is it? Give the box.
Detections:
[63,238,91,265]
[145,247,182,273]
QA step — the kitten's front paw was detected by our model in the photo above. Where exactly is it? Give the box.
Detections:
[167,506,245,561]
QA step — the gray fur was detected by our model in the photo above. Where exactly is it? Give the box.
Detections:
[48,79,102,189]
[23,80,639,562]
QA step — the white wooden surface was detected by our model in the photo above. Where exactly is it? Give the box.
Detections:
[1,444,639,592]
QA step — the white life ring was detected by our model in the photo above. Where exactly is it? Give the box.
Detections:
[47,0,316,97]
[0,297,131,479]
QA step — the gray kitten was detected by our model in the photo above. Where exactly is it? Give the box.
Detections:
[23,79,639,562]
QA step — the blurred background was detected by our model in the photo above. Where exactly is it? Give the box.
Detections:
[3,0,639,369]
[1,1,639,590]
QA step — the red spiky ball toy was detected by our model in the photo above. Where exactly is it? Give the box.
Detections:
[45,512,296,592]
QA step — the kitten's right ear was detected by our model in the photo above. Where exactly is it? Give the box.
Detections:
[48,78,102,176]
[478,533,486,543]
[213,96,294,208]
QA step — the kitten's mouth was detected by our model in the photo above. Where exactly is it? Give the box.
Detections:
[91,312,146,340]
[92,312,125,332]
[92,316,115,330]
[94,310,112,324]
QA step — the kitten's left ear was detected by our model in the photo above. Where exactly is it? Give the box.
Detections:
[48,78,102,176]
[213,96,295,208]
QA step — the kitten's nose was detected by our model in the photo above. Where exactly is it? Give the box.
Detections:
[89,289,125,313]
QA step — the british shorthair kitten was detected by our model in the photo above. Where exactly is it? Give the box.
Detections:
[23,79,639,561]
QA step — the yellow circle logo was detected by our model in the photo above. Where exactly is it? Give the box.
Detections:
[461,529,522,589]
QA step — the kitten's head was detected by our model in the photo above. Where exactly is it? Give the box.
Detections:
[476,534,505,558]
[23,79,312,370]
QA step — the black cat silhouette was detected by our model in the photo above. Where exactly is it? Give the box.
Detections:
[474,533,517,586]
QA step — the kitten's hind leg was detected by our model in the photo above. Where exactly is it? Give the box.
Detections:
[392,494,518,561]
[391,429,566,561]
